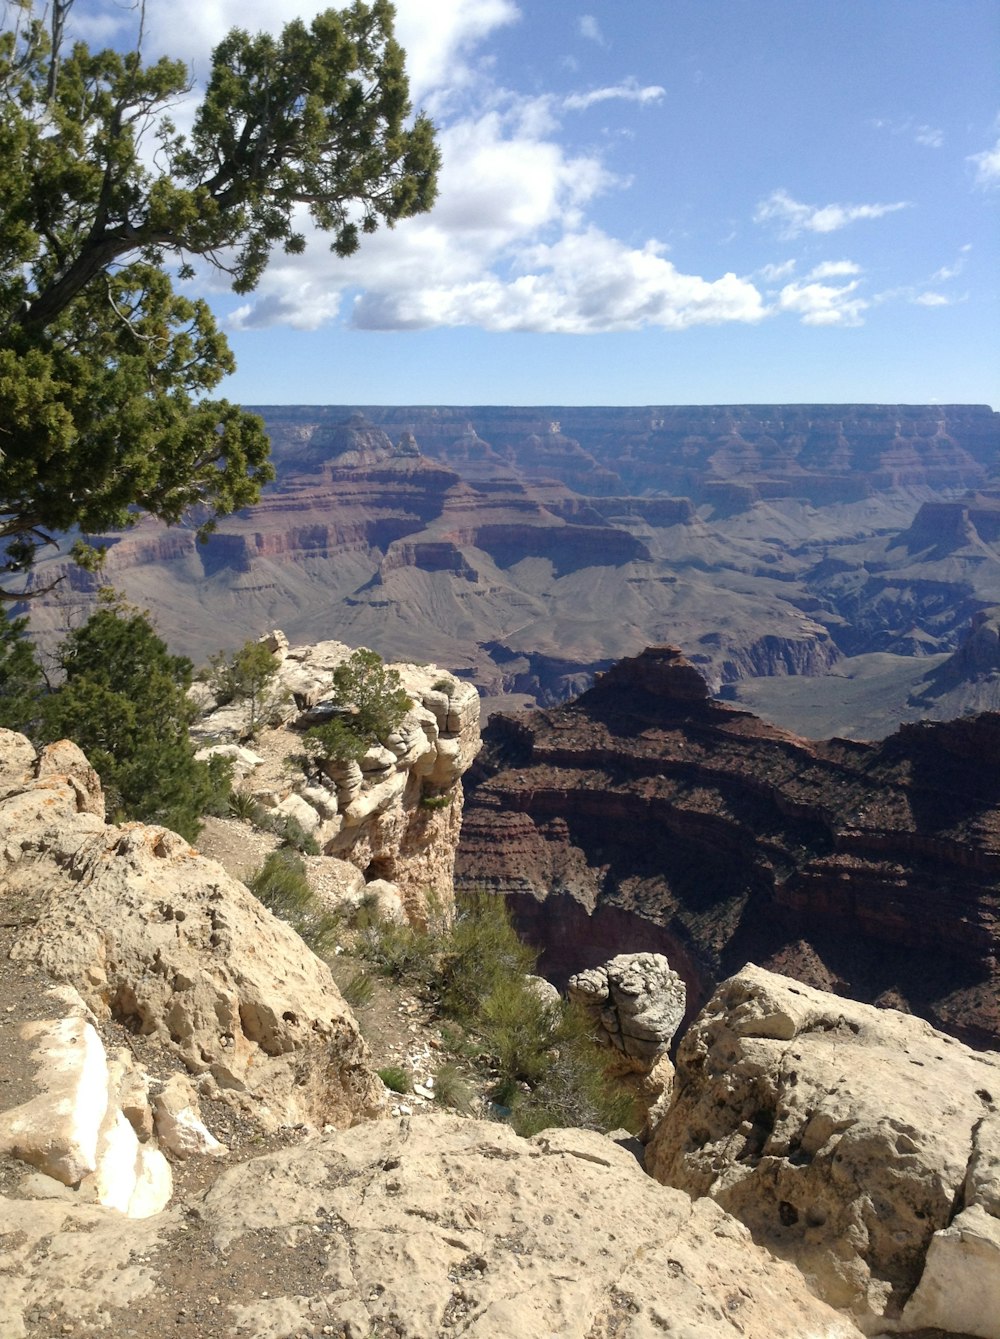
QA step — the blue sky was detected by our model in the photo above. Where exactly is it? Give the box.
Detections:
[76,0,999,405]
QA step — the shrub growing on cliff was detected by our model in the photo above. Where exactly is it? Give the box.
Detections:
[301,648,412,770]
[39,595,229,839]
[210,639,287,740]
[359,889,639,1134]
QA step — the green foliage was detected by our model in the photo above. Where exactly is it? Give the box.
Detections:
[0,1,438,583]
[330,649,411,742]
[432,1061,474,1115]
[0,603,44,731]
[358,890,638,1135]
[303,716,368,766]
[301,648,412,774]
[342,970,376,1010]
[247,849,340,954]
[257,810,321,855]
[228,787,263,823]
[419,791,452,810]
[38,595,227,839]
[377,1065,411,1094]
[210,639,286,740]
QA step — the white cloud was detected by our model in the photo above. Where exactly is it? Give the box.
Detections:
[754,189,910,239]
[775,279,868,327]
[873,117,943,148]
[932,261,963,281]
[351,228,766,333]
[579,15,605,45]
[757,260,796,282]
[563,78,665,112]
[806,260,862,280]
[968,138,1000,188]
[913,292,951,307]
[914,125,944,148]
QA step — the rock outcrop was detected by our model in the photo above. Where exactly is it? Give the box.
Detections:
[568,952,686,1069]
[1,1113,865,1339]
[0,730,386,1138]
[645,965,1000,1335]
[458,645,1000,1047]
[193,633,482,921]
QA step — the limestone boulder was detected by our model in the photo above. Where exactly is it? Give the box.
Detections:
[568,952,685,1069]
[646,964,1000,1330]
[1,734,386,1135]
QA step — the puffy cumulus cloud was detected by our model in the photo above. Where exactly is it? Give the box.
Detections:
[351,228,766,333]
[755,189,910,239]
[563,78,666,112]
[968,138,1000,188]
[775,279,868,327]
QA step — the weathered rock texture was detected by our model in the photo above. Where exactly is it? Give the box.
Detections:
[646,965,1000,1334]
[458,645,1000,1047]
[22,405,998,735]
[0,730,386,1135]
[568,952,686,1069]
[193,633,481,921]
[0,1114,864,1339]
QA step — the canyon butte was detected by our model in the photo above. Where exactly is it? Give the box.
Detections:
[21,403,1000,740]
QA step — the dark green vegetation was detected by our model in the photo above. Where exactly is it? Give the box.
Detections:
[17,595,230,840]
[302,648,411,766]
[0,1,438,584]
[358,891,639,1136]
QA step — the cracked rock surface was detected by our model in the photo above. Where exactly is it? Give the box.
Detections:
[645,964,1000,1334]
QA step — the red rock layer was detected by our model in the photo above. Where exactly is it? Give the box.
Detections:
[457,646,1000,1047]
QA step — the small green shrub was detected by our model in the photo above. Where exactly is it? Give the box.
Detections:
[378,1065,412,1094]
[247,850,340,954]
[209,638,288,741]
[357,918,438,987]
[341,970,376,1009]
[419,791,452,810]
[431,677,456,695]
[228,786,262,822]
[258,811,321,855]
[433,1061,474,1114]
[303,716,368,766]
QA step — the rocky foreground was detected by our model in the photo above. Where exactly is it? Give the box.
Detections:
[458,645,1000,1048]
[1,724,999,1337]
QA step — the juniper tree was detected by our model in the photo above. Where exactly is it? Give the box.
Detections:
[0,0,439,587]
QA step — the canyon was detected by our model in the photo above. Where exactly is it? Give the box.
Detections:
[19,403,1000,740]
[457,644,1000,1052]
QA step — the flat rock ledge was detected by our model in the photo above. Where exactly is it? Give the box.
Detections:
[1,1114,863,1339]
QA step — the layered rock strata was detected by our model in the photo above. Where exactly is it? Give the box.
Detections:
[458,645,1000,1045]
[646,965,1000,1335]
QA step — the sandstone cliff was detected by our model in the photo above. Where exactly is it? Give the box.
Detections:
[192,631,482,921]
[3,723,998,1336]
[458,645,1000,1047]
